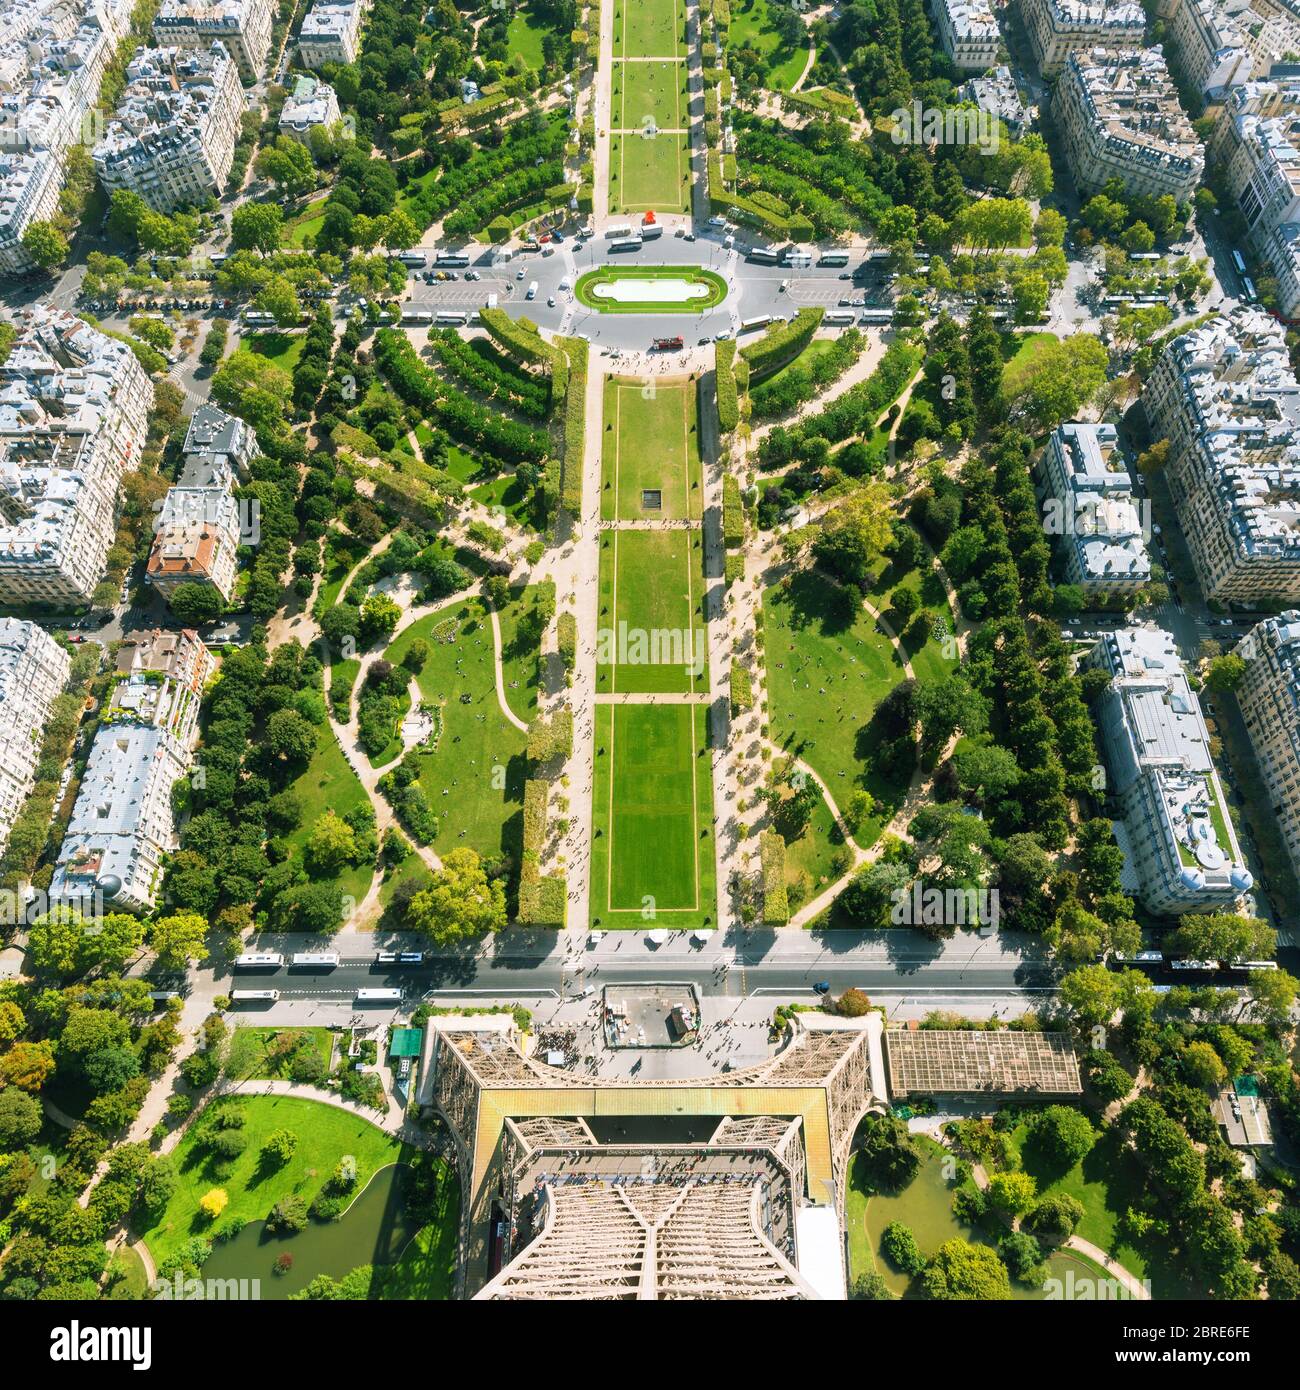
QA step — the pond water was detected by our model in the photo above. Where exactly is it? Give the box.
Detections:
[592,277,709,302]
[861,1150,1128,1300]
[200,1163,418,1300]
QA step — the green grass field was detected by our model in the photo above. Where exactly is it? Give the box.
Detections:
[616,0,684,56]
[597,529,707,694]
[141,1096,402,1272]
[617,59,689,130]
[383,601,530,861]
[602,378,703,520]
[226,1027,335,1081]
[246,332,305,373]
[1001,331,1058,396]
[504,9,550,68]
[496,581,552,725]
[729,0,811,92]
[763,570,908,845]
[610,132,692,213]
[591,702,716,926]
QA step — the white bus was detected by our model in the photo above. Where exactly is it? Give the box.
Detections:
[1128,251,1161,262]
[739,316,772,333]
[395,250,427,268]
[231,989,280,1003]
[291,951,339,968]
[819,251,850,267]
[400,308,434,325]
[745,247,779,265]
[435,311,469,325]
[234,952,283,968]
[824,311,855,325]
[1229,959,1278,972]
[241,310,276,327]
[605,224,634,238]
[609,238,642,253]
[1169,958,1218,972]
[435,253,470,267]
[356,987,402,1004]
[859,309,893,325]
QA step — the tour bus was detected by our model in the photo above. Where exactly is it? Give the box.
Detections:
[1128,251,1161,262]
[609,237,643,253]
[1229,959,1278,972]
[434,253,470,267]
[291,951,339,968]
[641,223,663,240]
[234,952,284,968]
[1241,275,1257,303]
[400,307,434,325]
[356,987,402,1004]
[858,309,894,325]
[395,250,427,268]
[824,310,855,326]
[1232,250,1247,276]
[1168,958,1218,973]
[231,990,280,1003]
[525,281,539,300]
[209,252,227,268]
[605,223,634,238]
[819,251,850,267]
[241,310,276,327]
[745,247,779,265]
[739,315,772,333]
[435,311,469,325]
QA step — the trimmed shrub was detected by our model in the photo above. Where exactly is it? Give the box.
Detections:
[740,308,824,381]
[730,664,752,716]
[715,340,739,433]
[723,472,744,548]
[761,830,788,924]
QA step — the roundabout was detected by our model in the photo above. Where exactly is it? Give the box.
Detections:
[574,265,729,313]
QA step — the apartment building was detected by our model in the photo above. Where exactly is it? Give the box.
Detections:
[1084,625,1252,914]
[1144,307,1300,604]
[0,1,129,272]
[1039,421,1152,593]
[1213,80,1300,318]
[153,0,273,82]
[93,42,243,213]
[297,0,366,69]
[108,626,214,746]
[956,65,1032,134]
[1234,611,1300,881]
[1158,0,1300,98]
[278,72,339,143]
[0,616,68,855]
[50,627,211,913]
[1054,47,1204,203]
[931,0,1002,72]
[0,305,153,606]
[147,403,254,603]
[1019,0,1145,77]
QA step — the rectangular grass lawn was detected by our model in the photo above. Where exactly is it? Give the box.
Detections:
[611,133,692,213]
[617,0,684,56]
[597,529,707,694]
[618,59,689,130]
[591,702,716,925]
[603,378,702,520]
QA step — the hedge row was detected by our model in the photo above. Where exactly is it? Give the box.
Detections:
[723,472,744,548]
[479,308,556,368]
[519,779,566,926]
[740,307,824,382]
[555,335,588,517]
[557,610,577,670]
[761,830,789,925]
[715,340,739,433]
[730,664,752,716]
[367,463,449,528]
[527,706,573,763]
[750,327,865,420]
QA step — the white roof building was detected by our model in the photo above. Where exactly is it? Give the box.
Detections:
[277,71,339,143]
[0,616,68,855]
[297,0,366,69]
[153,0,273,82]
[932,0,1001,73]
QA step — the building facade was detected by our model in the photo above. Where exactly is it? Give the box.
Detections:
[93,42,243,213]
[0,306,153,606]
[1144,307,1300,604]
[1019,0,1145,76]
[0,616,68,855]
[1053,46,1205,203]
[1085,625,1252,914]
[296,0,365,68]
[277,72,339,143]
[931,0,1002,72]
[153,0,273,82]
[1039,421,1151,593]
[1234,611,1300,882]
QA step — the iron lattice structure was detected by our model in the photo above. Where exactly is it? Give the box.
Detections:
[430,1019,883,1297]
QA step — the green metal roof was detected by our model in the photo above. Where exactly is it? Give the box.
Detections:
[389,1027,423,1058]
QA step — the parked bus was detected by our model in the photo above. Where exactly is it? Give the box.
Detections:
[1231,250,1247,276]
[858,309,894,325]
[1168,958,1218,972]
[400,308,434,325]
[1241,275,1257,303]
[291,951,339,968]
[435,311,469,325]
[605,224,634,238]
[824,311,855,325]
[819,252,850,267]
[434,253,469,267]
[241,310,276,327]
[234,952,283,968]
[609,238,642,253]
[395,250,427,268]
[1229,959,1278,972]
[231,990,280,1003]
[1128,251,1161,262]
[356,987,402,1004]
[739,316,772,333]
[745,247,779,265]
